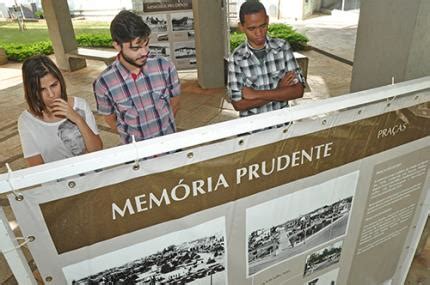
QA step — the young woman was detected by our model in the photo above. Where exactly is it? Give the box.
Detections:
[18,55,103,166]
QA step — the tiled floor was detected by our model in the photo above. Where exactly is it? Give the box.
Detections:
[406,219,430,285]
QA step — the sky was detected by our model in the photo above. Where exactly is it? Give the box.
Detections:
[246,171,360,233]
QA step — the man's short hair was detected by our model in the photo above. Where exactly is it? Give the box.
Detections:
[239,0,267,24]
[110,10,151,44]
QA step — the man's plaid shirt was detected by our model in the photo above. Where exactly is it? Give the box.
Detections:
[227,37,304,117]
[93,56,180,144]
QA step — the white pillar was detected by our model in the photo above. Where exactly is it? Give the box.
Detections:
[351,0,430,92]
[192,0,226,88]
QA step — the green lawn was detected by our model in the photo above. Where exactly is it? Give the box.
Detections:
[0,20,110,45]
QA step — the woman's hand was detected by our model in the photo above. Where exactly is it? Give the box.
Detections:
[51,98,82,123]
[51,98,103,153]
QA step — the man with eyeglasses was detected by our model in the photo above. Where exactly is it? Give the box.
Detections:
[93,10,180,144]
[227,1,305,117]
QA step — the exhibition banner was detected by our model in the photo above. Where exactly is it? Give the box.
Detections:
[6,98,430,285]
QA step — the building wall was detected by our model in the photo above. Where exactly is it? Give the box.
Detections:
[0,3,8,17]
[230,0,321,22]
[67,0,131,11]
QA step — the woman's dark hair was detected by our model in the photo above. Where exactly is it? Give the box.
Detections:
[239,0,267,24]
[22,55,67,117]
[110,10,151,44]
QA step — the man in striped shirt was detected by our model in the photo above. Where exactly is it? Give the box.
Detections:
[227,1,304,117]
[93,10,180,144]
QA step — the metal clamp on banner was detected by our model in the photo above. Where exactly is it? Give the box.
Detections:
[386,95,398,108]
[5,163,23,201]
[282,123,292,135]
[385,77,398,108]
[1,236,35,254]
[131,135,140,171]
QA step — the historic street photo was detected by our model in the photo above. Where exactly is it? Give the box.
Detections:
[63,217,227,284]
[173,30,195,42]
[305,268,339,285]
[246,171,359,276]
[156,32,169,41]
[304,241,343,277]
[142,14,168,33]
[174,41,195,59]
[174,41,195,68]
[171,12,194,31]
[149,42,170,57]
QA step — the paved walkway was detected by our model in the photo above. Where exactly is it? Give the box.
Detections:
[283,10,359,64]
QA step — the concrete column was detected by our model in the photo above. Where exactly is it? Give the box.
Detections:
[42,0,86,71]
[192,0,226,88]
[351,0,430,92]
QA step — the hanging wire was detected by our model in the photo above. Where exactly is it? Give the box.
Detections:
[5,163,23,201]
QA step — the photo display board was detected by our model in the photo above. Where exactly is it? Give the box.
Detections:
[3,81,430,284]
[138,0,196,70]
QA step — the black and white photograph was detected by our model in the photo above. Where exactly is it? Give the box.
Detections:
[143,0,192,12]
[63,217,227,285]
[304,241,343,277]
[171,12,194,31]
[142,14,168,33]
[305,268,339,285]
[187,30,195,39]
[174,41,196,69]
[246,172,358,276]
[174,41,195,59]
[157,33,169,41]
[149,42,170,57]
[173,30,195,42]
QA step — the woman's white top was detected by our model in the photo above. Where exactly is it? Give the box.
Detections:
[18,97,99,163]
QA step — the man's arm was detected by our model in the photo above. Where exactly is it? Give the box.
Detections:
[26,154,44,167]
[242,72,304,101]
[231,71,303,111]
[228,55,268,112]
[170,96,180,116]
[93,79,118,134]
[242,83,304,102]
[231,98,270,112]
[104,113,118,133]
